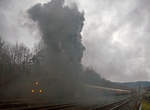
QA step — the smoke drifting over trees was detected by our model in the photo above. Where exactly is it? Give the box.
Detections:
[28,0,85,101]
[0,0,102,102]
[0,0,125,104]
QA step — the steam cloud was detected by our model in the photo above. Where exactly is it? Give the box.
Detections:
[1,0,150,82]
[74,0,150,82]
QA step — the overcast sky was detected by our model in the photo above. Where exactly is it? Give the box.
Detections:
[1,0,150,82]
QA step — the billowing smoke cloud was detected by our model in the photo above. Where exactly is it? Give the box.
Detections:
[28,0,84,100]
[1,0,150,82]
[67,0,150,82]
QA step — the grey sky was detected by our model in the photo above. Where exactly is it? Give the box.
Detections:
[76,0,150,82]
[0,0,150,82]
[0,0,48,47]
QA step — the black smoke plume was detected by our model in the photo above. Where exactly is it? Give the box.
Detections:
[28,0,85,102]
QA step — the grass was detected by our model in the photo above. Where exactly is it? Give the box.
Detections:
[142,100,150,110]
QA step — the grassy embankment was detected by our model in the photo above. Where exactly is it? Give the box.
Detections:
[142,100,150,110]
[142,92,150,110]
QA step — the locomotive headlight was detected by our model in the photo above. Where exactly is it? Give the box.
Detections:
[32,89,35,93]
[39,89,43,93]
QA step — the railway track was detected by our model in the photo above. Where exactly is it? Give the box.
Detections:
[92,97,132,110]
[0,99,77,110]
[0,96,137,110]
